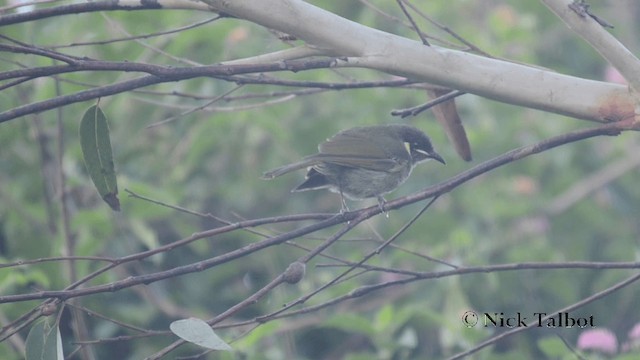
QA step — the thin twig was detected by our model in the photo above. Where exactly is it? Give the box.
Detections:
[396,0,430,45]
[392,89,465,118]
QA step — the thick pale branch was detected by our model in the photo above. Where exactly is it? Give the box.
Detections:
[3,0,638,122]
[541,0,640,93]
[202,0,638,123]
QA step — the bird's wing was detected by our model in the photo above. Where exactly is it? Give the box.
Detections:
[317,131,407,172]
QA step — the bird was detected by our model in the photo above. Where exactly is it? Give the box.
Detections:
[262,124,445,212]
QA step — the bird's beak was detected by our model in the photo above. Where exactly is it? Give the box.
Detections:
[430,152,446,165]
[415,149,446,165]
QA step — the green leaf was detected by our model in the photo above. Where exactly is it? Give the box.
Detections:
[25,319,64,360]
[325,313,376,336]
[231,322,280,349]
[537,336,569,358]
[170,318,232,351]
[79,105,120,211]
[374,304,395,330]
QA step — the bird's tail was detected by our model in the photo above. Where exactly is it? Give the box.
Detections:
[261,157,317,179]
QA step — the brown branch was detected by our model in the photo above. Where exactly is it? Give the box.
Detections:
[401,0,493,56]
[391,89,465,117]
[219,260,640,330]
[0,212,354,304]
[0,40,82,64]
[0,122,628,305]
[396,0,429,45]
[0,121,632,358]
[0,1,168,27]
[0,58,343,124]
[0,56,340,82]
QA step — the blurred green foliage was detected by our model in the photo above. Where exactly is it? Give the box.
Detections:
[1,1,640,359]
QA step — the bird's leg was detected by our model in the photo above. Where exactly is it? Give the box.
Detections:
[339,188,350,214]
[377,196,389,218]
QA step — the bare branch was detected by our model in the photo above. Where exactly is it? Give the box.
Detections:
[0,58,341,124]
[0,0,212,26]
[0,121,629,306]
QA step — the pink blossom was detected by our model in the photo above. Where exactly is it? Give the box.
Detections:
[577,329,618,355]
[628,323,640,340]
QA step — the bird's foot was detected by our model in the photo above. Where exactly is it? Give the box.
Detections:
[377,196,389,218]
[338,197,351,216]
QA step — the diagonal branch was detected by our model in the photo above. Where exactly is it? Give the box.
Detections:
[0,121,630,305]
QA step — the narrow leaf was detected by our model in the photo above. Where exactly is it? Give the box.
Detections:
[79,105,120,211]
[25,321,45,360]
[25,320,64,360]
[170,318,232,351]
